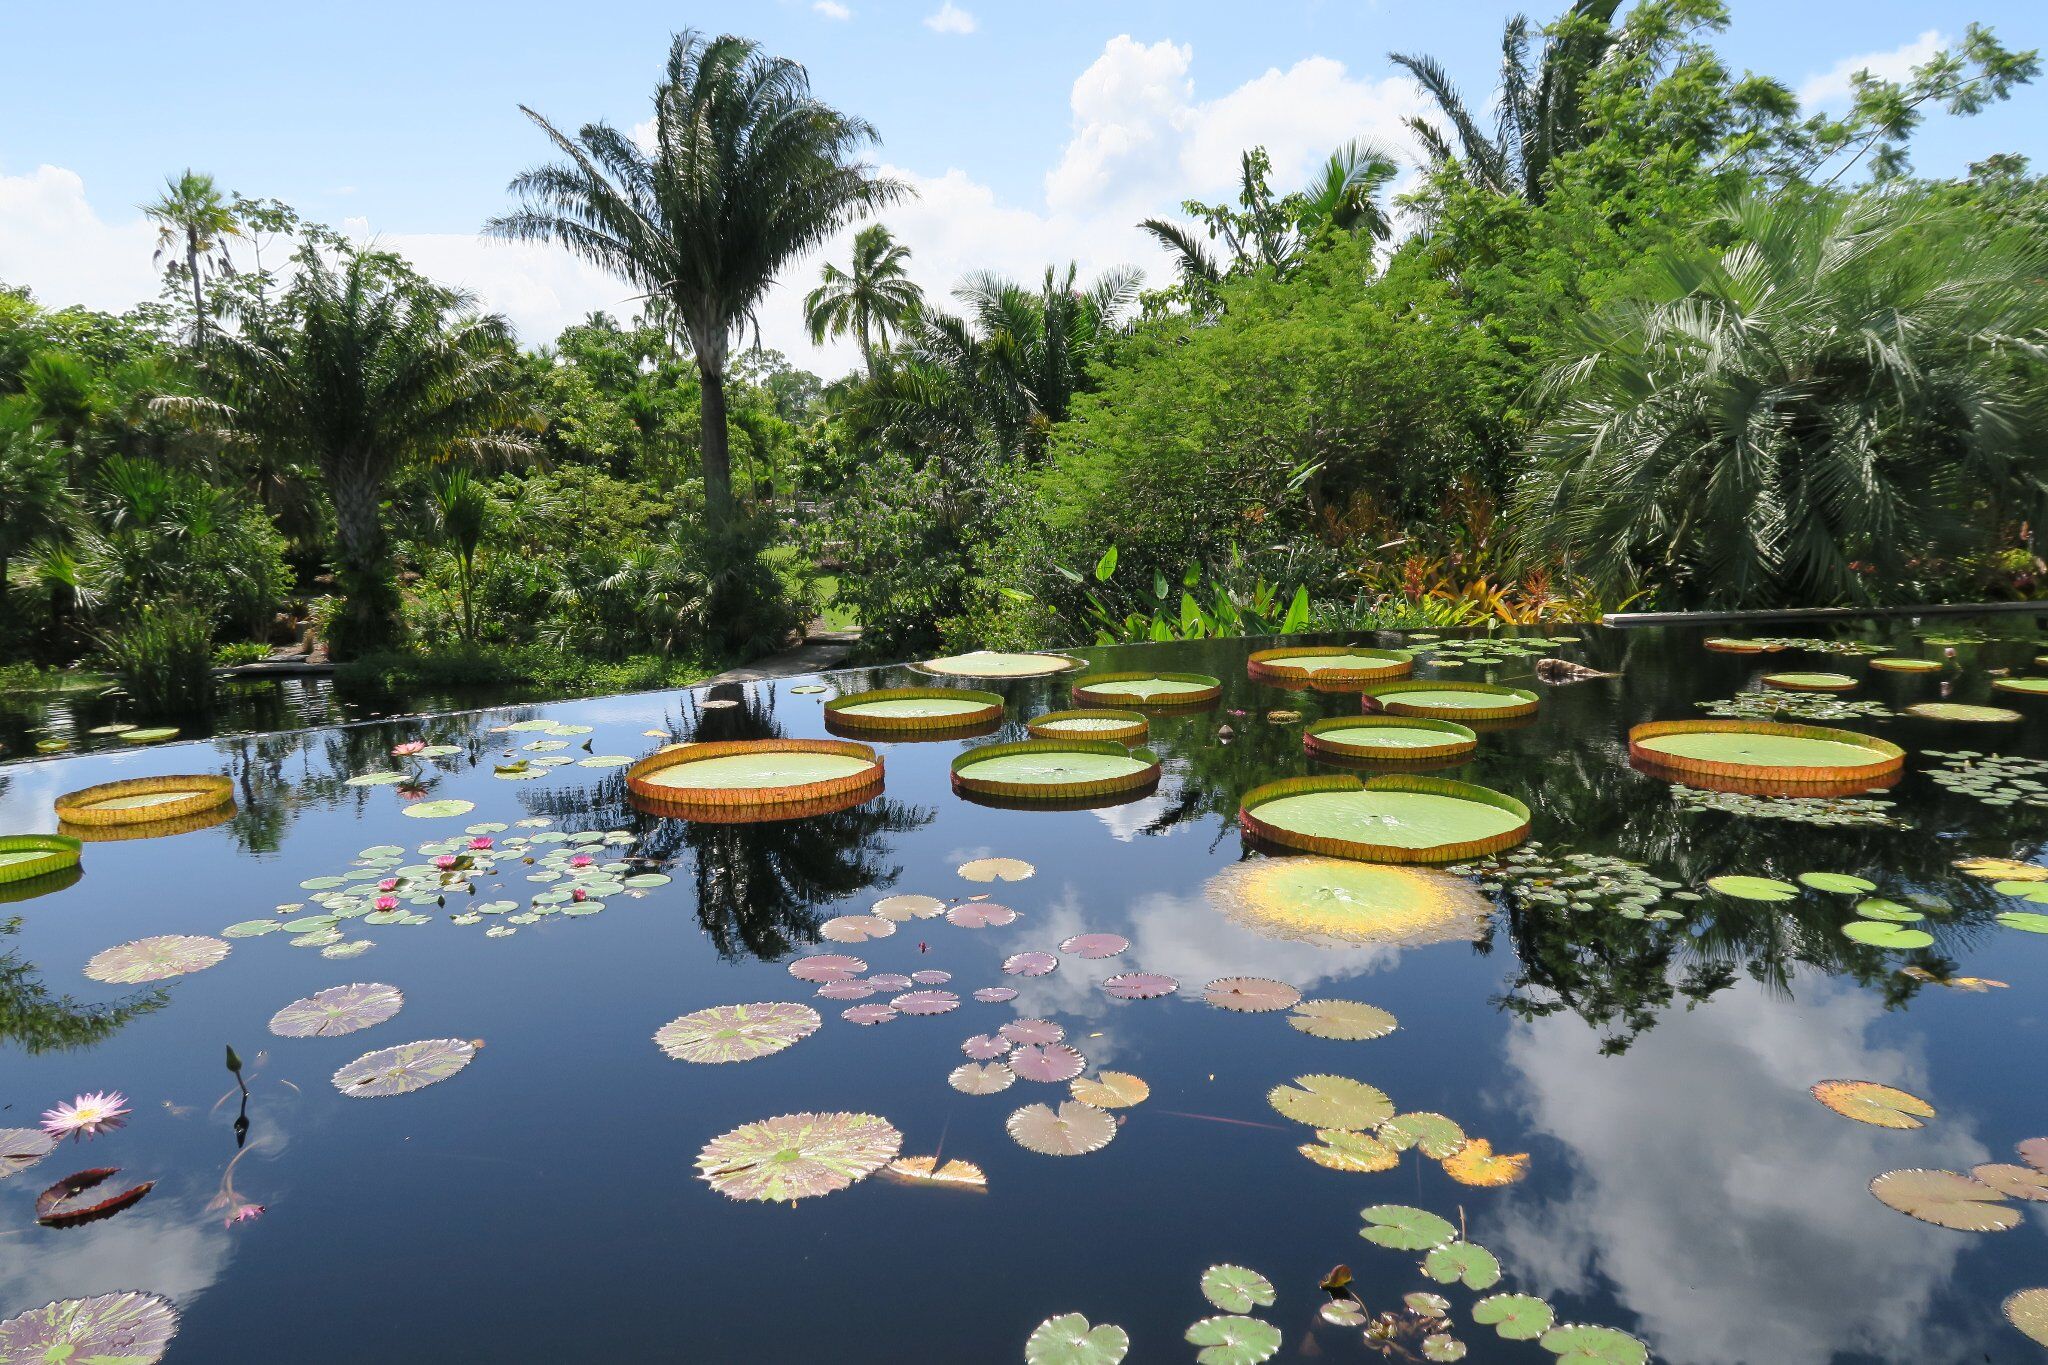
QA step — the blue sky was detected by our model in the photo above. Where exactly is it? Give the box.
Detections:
[4,1,2044,371]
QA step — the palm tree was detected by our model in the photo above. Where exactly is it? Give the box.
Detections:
[804,225,923,376]
[1515,194,2048,607]
[141,170,242,347]
[1390,0,1622,204]
[0,405,75,637]
[163,247,527,657]
[488,30,905,533]
[432,469,491,642]
[1140,142,1397,299]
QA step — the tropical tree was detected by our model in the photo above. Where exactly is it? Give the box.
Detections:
[165,246,527,656]
[1390,1,1622,205]
[432,469,491,642]
[488,29,905,534]
[141,170,242,346]
[1141,143,1398,299]
[1516,194,2048,607]
[805,225,923,376]
[0,406,75,638]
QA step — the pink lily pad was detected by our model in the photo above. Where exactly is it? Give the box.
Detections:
[1002,1018,1065,1045]
[868,973,914,991]
[816,979,877,1000]
[911,969,952,985]
[695,1111,901,1202]
[820,914,896,944]
[974,986,1020,1003]
[331,1038,476,1098]
[949,1062,1016,1094]
[842,1003,898,1025]
[1204,976,1302,1012]
[891,990,960,1017]
[0,1128,57,1182]
[1012,1042,1086,1083]
[654,1002,821,1063]
[1102,972,1178,1000]
[268,982,405,1038]
[789,953,866,983]
[962,1034,1011,1060]
[1059,933,1129,958]
[947,902,1019,928]
[84,935,230,984]
[1004,951,1059,977]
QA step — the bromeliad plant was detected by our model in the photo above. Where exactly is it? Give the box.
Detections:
[1010,546,1312,645]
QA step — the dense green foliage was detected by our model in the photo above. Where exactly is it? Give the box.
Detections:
[4,8,2045,710]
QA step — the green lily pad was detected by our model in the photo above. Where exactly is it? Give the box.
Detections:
[1538,1324,1649,1364]
[1026,1313,1129,1365]
[1381,1111,1467,1159]
[1422,1242,1501,1290]
[222,920,282,938]
[1992,881,2048,903]
[1842,921,1935,949]
[345,771,409,787]
[1200,1265,1276,1314]
[1997,911,2048,934]
[402,800,474,819]
[1183,1316,1281,1365]
[1268,1075,1393,1131]
[1422,1336,1467,1362]
[1855,898,1925,923]
[1471,1294,1555,1341]
[1359,1204,1457,1250]
[1798,872,1876,894]
[119,727,179,743]
[1706,875,1797,901]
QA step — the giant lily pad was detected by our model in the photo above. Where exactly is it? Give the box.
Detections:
[1269,1075,1393,1131]
[1183,1316,1281,1365]
[0,1129,57,1181]
[269,982,405,1038]
[331,1038,477,1098]
[1907,702,2021,722]
[655,1003,821,1063]
[1538,1324,1649,1364]
[1288,999,1396,1041]
[696,1111,902,1201]
[1423,1242,1500,1290]
[1471,1294,1555,1340]
[1810,1080,1934,1129]
[35,1166,153,1228]
[1359,1204,1457,1250]
[1025,1313,1129,1365]
[1200,1265,1275,1313]
[1007,1101,1117,1156]
[0,1292,179,1363]
[84,934,229,984]
[1240,775,1529,863]
[1869,1168,2019,1231]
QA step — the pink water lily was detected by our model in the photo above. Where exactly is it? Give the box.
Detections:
[468,837,493,851]
[224,1200,265,1227]
[571,888,588,903]
[41,1090,130,1142]
[378,878,398,892]
[391,740,427,757]
[433,855,458,871]
[569,854,594,868]
[374,895,399,912]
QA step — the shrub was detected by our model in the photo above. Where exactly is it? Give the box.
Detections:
[99,603,216,714]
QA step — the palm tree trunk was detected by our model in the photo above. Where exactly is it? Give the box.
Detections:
[186,232,206,349]
[326,457,400,659]
[698,356,734,530]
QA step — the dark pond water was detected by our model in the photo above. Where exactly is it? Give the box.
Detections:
[5,619,2048,1363]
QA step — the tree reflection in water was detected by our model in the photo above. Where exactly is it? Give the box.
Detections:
[0,915,165,1054]
[517,683,933,963]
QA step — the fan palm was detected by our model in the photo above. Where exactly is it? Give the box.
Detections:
[488,30,906,531]
[1391,0,1622,204]
[805,225,923,376]
[1516,194,2048,607]
[141,170,241,347]
[432,470,491,642]
[0,405,76,636]
[163,248,527,657]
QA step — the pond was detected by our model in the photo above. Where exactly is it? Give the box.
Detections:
[3,618,2048,1363]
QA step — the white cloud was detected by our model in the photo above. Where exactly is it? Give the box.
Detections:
[814,0,853,20]
[1494,976,1992,1365]
[1797,30,1945,108]
[923,3,976,36]
[2,35,1428,381]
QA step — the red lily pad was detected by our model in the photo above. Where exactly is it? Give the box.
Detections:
[789,953,866,982]
[1002,1018,1065,1045]
[1011,1043,1086,1083]
[1059,933,1129,958]
[1204,976,1302,1012]
[1102,972,1178,1000]
[34,1167,153,1228]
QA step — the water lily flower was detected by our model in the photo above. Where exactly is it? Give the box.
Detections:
[224,1200,265,1228]
[378,878,398,892]
[571,888,588,903]
[374,895,399,912]
[468,837,493,851]
[433,855,458,871]
[391,740,426,757]
[41,1091,130,1143]
[569,854,594,868]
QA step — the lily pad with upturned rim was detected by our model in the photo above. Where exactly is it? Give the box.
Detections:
[1239,774,1528,864]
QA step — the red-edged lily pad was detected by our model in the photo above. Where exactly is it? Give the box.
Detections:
[35,1167,153,1228]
